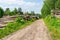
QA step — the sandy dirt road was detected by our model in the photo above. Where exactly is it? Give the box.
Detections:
[1,19,52,40]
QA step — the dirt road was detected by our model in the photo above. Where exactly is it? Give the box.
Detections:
[1,19,52,40]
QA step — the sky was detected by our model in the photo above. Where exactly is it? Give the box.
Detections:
[0,0,44,13]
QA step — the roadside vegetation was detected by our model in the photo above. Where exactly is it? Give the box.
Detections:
[0,16,37,39]
[41,0,60,40]
[44,15,60,40]
[0,7,41,39]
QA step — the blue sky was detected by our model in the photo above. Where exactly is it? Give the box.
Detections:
[0,0,44,13]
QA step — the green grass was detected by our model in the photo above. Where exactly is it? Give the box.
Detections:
[0,16,36,39]
[44,15,60,40]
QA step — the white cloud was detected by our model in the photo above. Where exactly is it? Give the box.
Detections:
[0,0,37,7]
[0,0,41,13]
[0,0,16,4]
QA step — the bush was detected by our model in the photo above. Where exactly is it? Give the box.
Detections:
[44,15,60,40]
[0,16,37,39]
[15,16,25,24]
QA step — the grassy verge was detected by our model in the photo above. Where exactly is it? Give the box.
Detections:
[0,16,36,39]
[44,15,60,40]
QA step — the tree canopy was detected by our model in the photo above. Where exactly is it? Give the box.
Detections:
[41,0,58,18]
[55,0,60,9]
[0,7,4,18]
[5,8,11,16]
[12,8,18,15]
[18,8,23,15]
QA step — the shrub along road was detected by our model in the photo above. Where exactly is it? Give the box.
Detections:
[1,19,52,40]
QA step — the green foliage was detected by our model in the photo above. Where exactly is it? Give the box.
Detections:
[5,8,11,16]
[42,0,60,40]
[12,8,18,15]
[9,8,18,16]
[30,11,35,16]
[17,8,23,15]
[41,0,57,18]
[0,7,4,18]
[15,16,25,24]
[36,14,42,18]
[55,0,60,9]
[0,16,36,39]
[25,11,29,15]
[41,4,51,18]
[44,15,60,40]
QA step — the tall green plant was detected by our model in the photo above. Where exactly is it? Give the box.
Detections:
[5,8,11,16]
[17,8,23,15]
[41,0,57,18]
[55,0,60,9]
[0,7,4,18]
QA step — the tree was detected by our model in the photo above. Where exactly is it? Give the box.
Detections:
[55,0,60,9]
[17,8,23,15]
[41,0,58,18]
[0,7,4,18]
[30,11,35,16]
[44,0,57,9]
[25,11,29,15]
[12,8,18,15]
[5,8,11,16]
